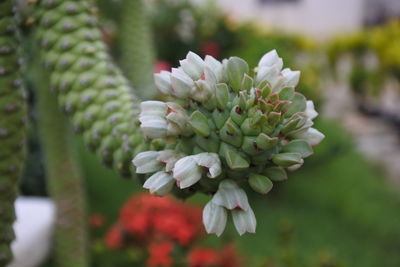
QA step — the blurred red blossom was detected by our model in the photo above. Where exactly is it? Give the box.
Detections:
[154,60,172,73]
[201,41,221,58]
[104,193,243,266]
[188,245,242,267]
[89,213,105,228]
[147,241,173,267]
[104,224,123,249]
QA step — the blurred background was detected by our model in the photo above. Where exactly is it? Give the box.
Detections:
[15,0,400,266]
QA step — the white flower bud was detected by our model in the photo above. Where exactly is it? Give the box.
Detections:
[192,80,213,103]
[180,51,205,80]
[170,68,194,98]
[173,156,202,188]
[281,68,300,88]
[305,100,318,120]
[211,180,250,211]
[202,201,227,237]
[132,151,162,174]
[293,127,325,146]
[258,50,283,70]
[165,102,191,135]
[232,206,256,235]
[193,153,222,178]
[143,171,175,196]
[157,150,185,172]
[256,65,284,90]
[205,55,225,82]
[139,101,168,138]
[154,71,172,95]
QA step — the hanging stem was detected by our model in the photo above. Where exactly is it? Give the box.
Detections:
[119,0,157,99]
[36,69,89,267]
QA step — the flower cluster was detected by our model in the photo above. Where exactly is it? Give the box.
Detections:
[133,50,324,236]
[188,244,242,267]
[105,193,203,248]
[104,193,242,267]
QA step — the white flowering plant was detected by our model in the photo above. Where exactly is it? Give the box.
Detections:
[133,50,324,236]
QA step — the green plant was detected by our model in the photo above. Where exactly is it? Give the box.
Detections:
[0,1,26,264]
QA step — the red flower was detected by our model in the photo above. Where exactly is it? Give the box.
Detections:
[219,244,242,267]
[188,247,219,267]
[154,60,172,73]
[89,213,105,228]
[104,224,123,249]
[201,41,221,59]
[147,241,173,267]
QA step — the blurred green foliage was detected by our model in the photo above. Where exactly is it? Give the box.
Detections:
[76,119,400,267]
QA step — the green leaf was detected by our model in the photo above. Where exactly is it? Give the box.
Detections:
[279,87,295,100]
[256,133,278,150]
[215,83,229,109]
[263,167,287,182]
[189,111,210,137]
[282,140,313,158]
[272,152,303,167]
[227,57,249,92]
[241,74,253,92]
[225,149,249,170]
[285,92,306,117]
[249,174,273,194]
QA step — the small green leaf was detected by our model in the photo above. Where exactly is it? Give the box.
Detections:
[279,87,295,100]
[215,83,229,109]
[285,92,306,117]
[225,149,249,170]
[263,167,287,182]
[272,152,303,167]
[256,133,278,150]
[189,110,211,136]
[249,174,273,194]
[227,57,249,92]
[282,140,313,158]
[241,74,253,92]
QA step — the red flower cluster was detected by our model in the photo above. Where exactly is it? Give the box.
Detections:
[104,193,242,267]
[188,244,242,267]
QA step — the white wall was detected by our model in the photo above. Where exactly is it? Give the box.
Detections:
[217,0,365,40]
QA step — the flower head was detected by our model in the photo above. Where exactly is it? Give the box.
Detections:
[133,50,324,236]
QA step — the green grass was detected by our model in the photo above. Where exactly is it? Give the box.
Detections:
[78,119,400,266]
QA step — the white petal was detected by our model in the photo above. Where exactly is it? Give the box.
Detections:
[180,51,204,80]
[143,171,174,196]
[193,153,222,178]
[140,101,167,117]
[170,72,194,98]
[202,201,227,237]
[232,206,256,235]
[305,100,318,119]
[154,71,172,95]
[281,68,300,88]
[205,55,225,82]
[157,150,185,172]
[258,50,283,70]
[139,116,168,139]
[212,180,249,210]
[173,156,202,188]
[132,151,162,174]
[294,127,325,146]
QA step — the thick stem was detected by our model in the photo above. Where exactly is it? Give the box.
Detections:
[0,1,27,264]
[33,0,149,177]
[36,70,89,267]
[119,0,157,99]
